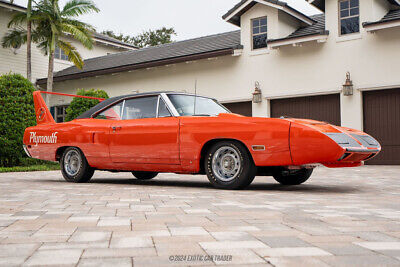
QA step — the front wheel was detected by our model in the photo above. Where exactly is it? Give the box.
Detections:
[273,168,313,185]
[205,141,256,190]
[132,171,158,180]
[60,147,94,183]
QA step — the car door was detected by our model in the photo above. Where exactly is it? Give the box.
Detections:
[106,95,180,164]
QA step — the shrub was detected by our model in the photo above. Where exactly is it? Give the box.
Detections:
[65,89,109,122]
[0,73,36,167]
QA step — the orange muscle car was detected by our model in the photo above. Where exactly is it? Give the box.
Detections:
[23,91,381,189]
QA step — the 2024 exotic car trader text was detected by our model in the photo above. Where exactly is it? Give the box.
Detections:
[23,91,381,189]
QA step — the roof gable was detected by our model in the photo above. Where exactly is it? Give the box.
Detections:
[223,0,316,27]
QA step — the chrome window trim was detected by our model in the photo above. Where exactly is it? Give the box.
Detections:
[91,92,227,119]
[120,100,126,120]
[161,93,180,117]
[165,93,231,116]
[156,96,160,118]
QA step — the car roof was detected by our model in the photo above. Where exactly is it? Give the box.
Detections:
[76,91,214,119]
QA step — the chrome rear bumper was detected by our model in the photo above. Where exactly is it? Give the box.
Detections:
[23,144,32,157]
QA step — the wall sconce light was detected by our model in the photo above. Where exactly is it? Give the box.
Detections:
[252,81,262,103]
[342,72,354,96]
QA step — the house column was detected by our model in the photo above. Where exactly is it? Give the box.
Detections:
[340,88,363,130]
[252,98,270,118]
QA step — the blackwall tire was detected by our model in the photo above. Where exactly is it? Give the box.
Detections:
[205,141,256,190]
[273,168,313,185]
[60,147,94,183]
[132,171,158,180]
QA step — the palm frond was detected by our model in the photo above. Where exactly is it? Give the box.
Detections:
[62,23,93,49]
[7,12,28,28]
[62,18,95,32]
[57,39,84,69]
[1,28,27,49]
[62,0,99,17]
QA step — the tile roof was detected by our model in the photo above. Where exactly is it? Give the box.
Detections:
[363,9,400,27]
[37,31,242,84]
[269,14,327,43]
[92,32,137,49]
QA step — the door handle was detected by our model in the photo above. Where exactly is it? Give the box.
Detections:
[112,126,122,133]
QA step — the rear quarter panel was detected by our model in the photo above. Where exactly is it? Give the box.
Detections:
[23,119,111,164]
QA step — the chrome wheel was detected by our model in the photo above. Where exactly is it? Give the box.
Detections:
[64,149,81,176]
[211,146,241,182]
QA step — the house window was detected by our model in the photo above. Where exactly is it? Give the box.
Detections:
[252,17,268,50]
[54,46,68,61]
[54,105,68,123]
[339,0,360,35]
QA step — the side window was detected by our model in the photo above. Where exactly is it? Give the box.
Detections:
[339,0,359,35]
[55,45,68,61]
[252,17,268,50]
[158,98,172,118]
[122,96,158,120]
[95,101,123,120]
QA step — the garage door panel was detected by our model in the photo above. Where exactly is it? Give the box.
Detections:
[363,88,400,165]
[271,94,341,126]
[223,101,252,117]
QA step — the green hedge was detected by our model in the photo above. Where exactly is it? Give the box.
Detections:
[65,89,109,122]
[0,73,36,167]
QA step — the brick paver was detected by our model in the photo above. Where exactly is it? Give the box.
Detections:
[0,166,399,266]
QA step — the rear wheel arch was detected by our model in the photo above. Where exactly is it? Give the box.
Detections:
[199,138,254,174]
[55,146,70,161]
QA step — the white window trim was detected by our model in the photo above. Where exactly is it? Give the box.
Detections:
[249,48,270,56]
[251,16,268,51]
[338,0,361,37]
[336,33,362,43]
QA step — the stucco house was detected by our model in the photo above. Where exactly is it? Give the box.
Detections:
[0,0,136,81]
[36,0,400,165]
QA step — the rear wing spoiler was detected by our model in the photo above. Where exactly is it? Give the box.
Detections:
[33,91,105,125]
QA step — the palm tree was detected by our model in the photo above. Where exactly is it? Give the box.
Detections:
[2,0,99,95]
[27,0,32,82]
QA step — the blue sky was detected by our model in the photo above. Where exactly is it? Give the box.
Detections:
[12,0,320,41]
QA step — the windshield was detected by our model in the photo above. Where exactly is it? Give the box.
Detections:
[168,94,229,116]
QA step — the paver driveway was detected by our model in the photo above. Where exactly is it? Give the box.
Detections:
[0,166,399,266]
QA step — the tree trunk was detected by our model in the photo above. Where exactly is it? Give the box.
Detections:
[46,51,55,104]
[27,21,32,82]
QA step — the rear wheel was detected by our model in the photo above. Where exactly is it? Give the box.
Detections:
[205,141,256,190]
[60,147,94,183]
[273,168,313,185]
[132,171,158,180]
